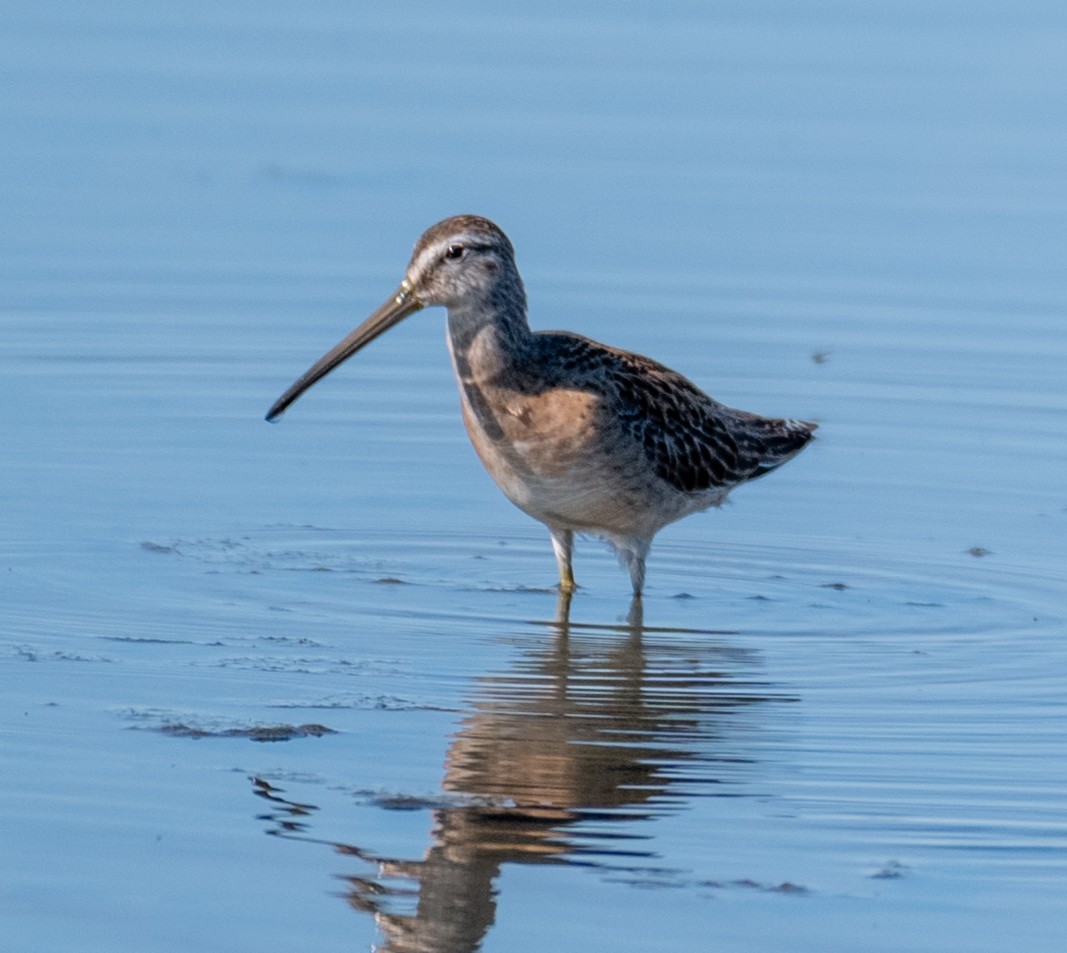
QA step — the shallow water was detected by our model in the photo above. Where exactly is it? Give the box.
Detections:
[3,2,1066,951]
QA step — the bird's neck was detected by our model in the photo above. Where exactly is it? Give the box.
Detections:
[446,283,532,380]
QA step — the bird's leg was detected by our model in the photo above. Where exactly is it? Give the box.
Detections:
[626,594,645,632]
[549,527,576,592]
[621,538,651,597]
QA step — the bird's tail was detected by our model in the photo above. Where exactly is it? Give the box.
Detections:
[743,417,817,480]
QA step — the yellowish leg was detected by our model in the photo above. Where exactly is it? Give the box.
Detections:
[621,538,650,597]
[549,528,575,592]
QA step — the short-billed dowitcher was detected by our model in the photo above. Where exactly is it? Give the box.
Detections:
[267,215,816,595]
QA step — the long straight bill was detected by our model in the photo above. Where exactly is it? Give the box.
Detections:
[265,286,422,421]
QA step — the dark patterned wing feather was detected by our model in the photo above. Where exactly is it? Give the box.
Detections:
[543,334,816,494]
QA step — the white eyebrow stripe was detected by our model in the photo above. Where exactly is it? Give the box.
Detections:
[409,231,484,279]
[410,243,440,278]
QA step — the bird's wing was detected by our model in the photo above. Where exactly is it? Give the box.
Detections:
[544,334,815,494]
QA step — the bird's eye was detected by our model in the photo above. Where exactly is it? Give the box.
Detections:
[444,243,465,261]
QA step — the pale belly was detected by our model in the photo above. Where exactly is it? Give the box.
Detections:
[456,381,716,539]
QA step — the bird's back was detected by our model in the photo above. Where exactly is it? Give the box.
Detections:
[531,331,816,499]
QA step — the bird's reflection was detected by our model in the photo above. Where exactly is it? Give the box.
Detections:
[254,594,789,952]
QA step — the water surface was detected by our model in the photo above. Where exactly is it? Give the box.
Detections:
[2,2,1066,951]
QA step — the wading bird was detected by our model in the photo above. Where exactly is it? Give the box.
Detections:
[267,216,816,596]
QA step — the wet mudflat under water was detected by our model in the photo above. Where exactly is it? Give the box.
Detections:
[3,2,1066,951]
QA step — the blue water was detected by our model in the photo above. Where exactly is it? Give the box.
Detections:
[3,3,1066,951]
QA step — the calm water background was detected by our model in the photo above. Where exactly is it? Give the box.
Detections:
[2,2,1065,951]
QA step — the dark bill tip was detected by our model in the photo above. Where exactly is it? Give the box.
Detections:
[264,288,421,422]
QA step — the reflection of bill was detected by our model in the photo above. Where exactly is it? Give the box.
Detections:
[254,594,791,953]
